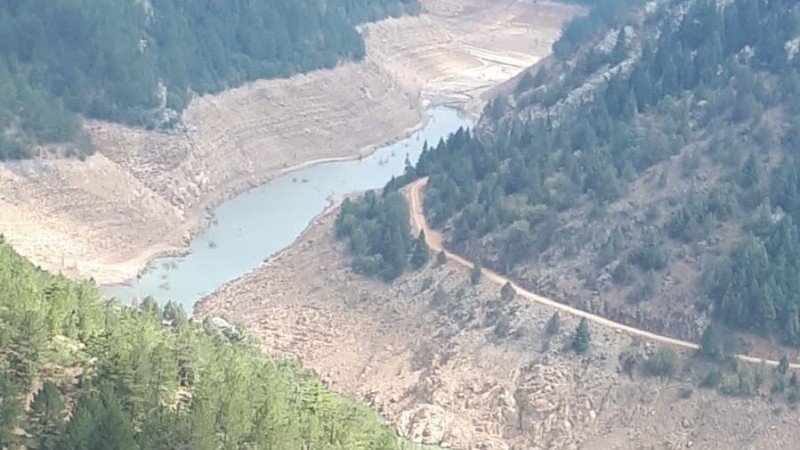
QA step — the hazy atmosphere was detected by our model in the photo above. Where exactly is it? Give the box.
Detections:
[2,0,800,449]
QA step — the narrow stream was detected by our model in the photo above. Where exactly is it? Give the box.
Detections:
[101,107,472,312]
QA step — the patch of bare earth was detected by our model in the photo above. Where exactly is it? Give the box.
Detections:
[196,211,800,450]
[0,0,578,285]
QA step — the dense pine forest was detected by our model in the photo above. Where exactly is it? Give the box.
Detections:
[0,238,412,449]
[341,0,800,345]
[0,0,418,160]
[336,190,429,281]
[417,0,800,343]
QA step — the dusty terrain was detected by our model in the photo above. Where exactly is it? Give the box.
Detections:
[408,178,800,369]
[0,0,579,285]
[196,206,800,450]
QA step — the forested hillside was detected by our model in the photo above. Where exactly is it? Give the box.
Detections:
[0,238,410,449]
[552,0,645,59]
[418,0,800,343]
[0,0,418,159]
[391,0,800,344]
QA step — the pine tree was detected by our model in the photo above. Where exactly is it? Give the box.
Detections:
[7,311,46,386]
[64,387,138,450]
[410,231,429,269]
[493,312,510,338]
[436,250,447,266]
[779,355,789,375]
[28,381,65,450]
[188,397,218,450]
[572,318,590,354]
[63,394,98,450]
[700,322,724,360]
[739,153,761,189]
[140,296,163,322]
[470,259,482,285]
[0,361,22,449]
[500,282,515,303]
[96,388,138,450]
[163,301,188,328]
[545,312,561,336]
[611,27,628,63]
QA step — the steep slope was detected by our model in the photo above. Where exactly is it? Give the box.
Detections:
[0,0,419,156]
[0,239,412,449]
[0,0,580,285]
[197,201,800,449]
[414,0,800,348]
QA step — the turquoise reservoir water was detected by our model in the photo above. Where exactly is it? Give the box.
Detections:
[101,107,471,312]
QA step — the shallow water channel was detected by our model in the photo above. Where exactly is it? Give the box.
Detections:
[101,107,472,313]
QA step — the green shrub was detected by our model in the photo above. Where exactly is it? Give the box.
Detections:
[645,348,677,377]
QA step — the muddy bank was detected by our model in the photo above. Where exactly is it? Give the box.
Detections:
[102,107,470,310]
[0,0,578,285]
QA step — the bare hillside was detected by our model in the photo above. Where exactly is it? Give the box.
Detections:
[197,206,800,450]
[0,0,579,284]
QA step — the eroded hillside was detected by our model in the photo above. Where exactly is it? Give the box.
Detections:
[0,0,579,285]
[197,205,800,449]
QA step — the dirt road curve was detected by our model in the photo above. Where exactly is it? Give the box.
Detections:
[0,0,578,285]
[406,177,800,369]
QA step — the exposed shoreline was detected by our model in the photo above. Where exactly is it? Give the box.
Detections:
[104,107,434,288]
[0,0,579,287]
[192,193,346,315]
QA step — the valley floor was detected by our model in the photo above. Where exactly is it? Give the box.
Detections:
[196,203,800,450]
[0,0,577,285]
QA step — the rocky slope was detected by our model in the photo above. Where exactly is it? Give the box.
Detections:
[0,0,579,285]
[197,206,800,449]
[419,0,800,350]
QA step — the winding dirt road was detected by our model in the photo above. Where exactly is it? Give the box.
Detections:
[406,177,800,369]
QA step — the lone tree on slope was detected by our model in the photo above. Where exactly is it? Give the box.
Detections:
[572,318,591,354]
[500,281,515,303]
[436,250,447,266]
[545,312,561,336]
[470,259,482,285]
[410,231,429,269]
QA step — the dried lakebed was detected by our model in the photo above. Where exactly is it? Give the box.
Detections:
[101,107,472,312]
